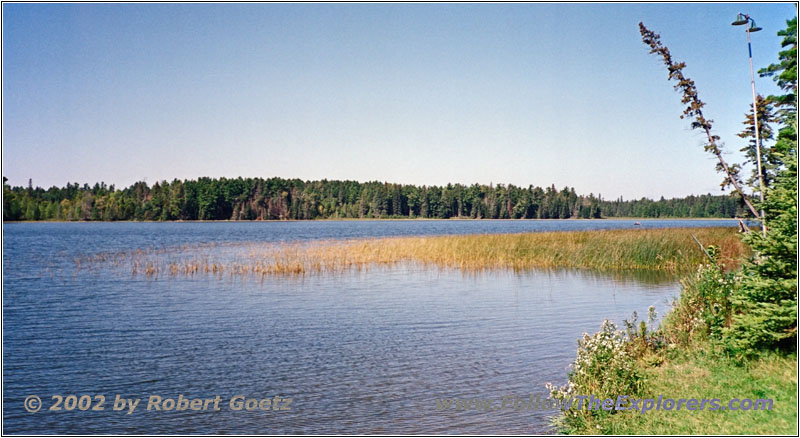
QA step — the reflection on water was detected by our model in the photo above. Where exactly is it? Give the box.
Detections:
[577,267,677,285]
[3,223,687,434]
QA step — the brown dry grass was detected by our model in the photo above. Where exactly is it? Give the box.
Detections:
[80,227,749,278]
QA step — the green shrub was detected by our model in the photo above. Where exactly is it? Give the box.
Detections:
[724,148,797,357]
[547,320,646,429]
[663,263,737,346]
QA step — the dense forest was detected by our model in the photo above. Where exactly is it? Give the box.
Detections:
[3,176,748,221]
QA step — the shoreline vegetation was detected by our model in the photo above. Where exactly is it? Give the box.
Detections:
[545,17,798,435]
[4,176,748,222]
[78,227,748,279]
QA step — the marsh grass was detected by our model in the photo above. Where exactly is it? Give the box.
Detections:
[579,347,797,435]
[78,227,747,279]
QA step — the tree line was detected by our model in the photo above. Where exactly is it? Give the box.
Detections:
[3,176,748,221]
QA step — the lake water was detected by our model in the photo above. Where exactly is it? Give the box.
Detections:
[2,220,740,434]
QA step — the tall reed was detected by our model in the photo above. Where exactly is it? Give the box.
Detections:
[81,227,748,278]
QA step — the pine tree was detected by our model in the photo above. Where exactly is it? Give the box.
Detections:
[639,23,760,220]
[725,17,798,355]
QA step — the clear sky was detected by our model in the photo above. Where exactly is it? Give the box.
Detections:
[2,3,797,199]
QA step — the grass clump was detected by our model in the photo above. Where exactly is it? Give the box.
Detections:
[373,227,745,274]
[560,344,797,435]
[93,227,747,279]
[547,309,664,432]
[549,252,797,435]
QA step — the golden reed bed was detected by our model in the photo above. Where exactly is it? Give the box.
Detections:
[80,227,748,278]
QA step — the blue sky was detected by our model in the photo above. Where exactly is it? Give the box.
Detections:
[2,3,796,199]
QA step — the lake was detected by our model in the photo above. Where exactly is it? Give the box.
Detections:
[2,220,740,434]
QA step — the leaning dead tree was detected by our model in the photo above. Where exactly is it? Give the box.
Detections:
[639,23,761,221]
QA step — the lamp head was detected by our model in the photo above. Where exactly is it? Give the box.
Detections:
[748,20,762,32]
[732,13,749,26]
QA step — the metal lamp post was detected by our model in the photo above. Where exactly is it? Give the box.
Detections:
[732,13,767,236]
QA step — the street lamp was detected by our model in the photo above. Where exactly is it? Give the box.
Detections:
[732,13,766,236]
